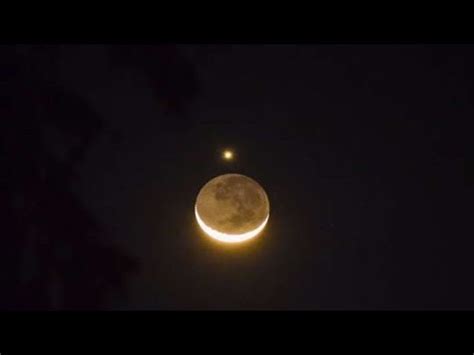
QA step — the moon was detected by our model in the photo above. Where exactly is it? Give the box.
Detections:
[195,174,270,243]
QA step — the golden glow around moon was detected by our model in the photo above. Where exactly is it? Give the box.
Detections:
[195,205,269,243]
[195,174,270,244]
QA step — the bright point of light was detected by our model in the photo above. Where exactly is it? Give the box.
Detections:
[223,150,234,160]
[195,205,269,243]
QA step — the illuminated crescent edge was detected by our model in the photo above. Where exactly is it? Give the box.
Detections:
[194,204,269,243]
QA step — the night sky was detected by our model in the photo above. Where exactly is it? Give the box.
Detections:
[2,44,473,310]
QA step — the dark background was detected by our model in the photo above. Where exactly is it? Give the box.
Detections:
[1,44,472,310]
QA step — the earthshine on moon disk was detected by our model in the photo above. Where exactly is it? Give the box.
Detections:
[195,174,270,243]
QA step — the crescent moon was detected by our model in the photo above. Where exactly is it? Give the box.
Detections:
[195,205,269,243]
[194,174,270,243]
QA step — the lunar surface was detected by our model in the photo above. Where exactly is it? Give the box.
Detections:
[195,174,270,243]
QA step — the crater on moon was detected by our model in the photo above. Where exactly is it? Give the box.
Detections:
[195,174,270,236]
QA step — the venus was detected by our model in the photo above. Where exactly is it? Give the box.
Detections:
[195,174,270,243]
